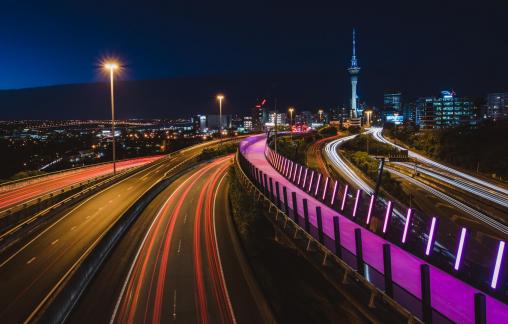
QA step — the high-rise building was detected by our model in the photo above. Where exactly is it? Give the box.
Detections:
[486,92,508,121]
[268,111,287,125]
[416,91,476,129]
[347,29,361,127]
[206,114,231,130]
[382,91,402,118]
[192,115,207,132]
[243,116,253,131]
[252,99,267,131]
[402,103,416,122]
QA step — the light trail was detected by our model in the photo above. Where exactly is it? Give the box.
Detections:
[371,127,508,201]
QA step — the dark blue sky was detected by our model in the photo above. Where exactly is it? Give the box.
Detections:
[0,0,506,99]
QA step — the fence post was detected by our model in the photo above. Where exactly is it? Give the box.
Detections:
[316,207,323,244]
[275,182,281,208]
[383,244,393,298]
[291,192,299,224]
[269,178,274,201]
[421,264,432,324]
[355,228,364,276]
[283,186,289,215]
[333,216,341,258]
[474,293,486,324]
[303,199,310,232]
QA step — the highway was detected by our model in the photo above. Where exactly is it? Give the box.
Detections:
[323,130,508,236]
[371,127,508,208]
[0,155,162,211]
[0,140,239,323]
[71,156,267,323]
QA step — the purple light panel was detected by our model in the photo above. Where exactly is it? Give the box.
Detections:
[425,217,437,256]
[314,173,322,196]
[330,180,338,205]
[352,189,361,217]
[322,177,329,200]
[341,185,349,211]
[366,195,375,224]
[302,168,308,188]
[382,201,392,233]
[401,208,413,244]
[307,171,315,192]
[454,228,467,271]
[491,241,505,289]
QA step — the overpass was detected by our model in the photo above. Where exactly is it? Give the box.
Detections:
[239,133,507,323]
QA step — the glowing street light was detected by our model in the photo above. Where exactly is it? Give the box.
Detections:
[288,107,294,141]
[104,61,120,175]
[365,110,373,126]
[217,94,224,142]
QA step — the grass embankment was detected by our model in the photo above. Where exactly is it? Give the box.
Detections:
[197,142,237,161]
[228,166,367,323]
[341,135,408,201]
[270,126,338,166]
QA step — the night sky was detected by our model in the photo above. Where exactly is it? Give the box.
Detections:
[0,1,506,116]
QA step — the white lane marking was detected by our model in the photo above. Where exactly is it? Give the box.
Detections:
[70,226,77,231]
[27,257,36,264]
[127,186,133,191]
[213,172,237,323]
[183,213,188,224]
[177,240,182,254]
[172,289,177,319]
[51,239,59,245]
[110,169,205,324]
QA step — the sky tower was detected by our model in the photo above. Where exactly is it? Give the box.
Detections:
[347,29,361,119]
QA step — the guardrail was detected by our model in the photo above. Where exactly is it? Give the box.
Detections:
[234,151,424,323]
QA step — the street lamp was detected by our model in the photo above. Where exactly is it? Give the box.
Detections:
[217,94,224,142]
[288,107,294,141]
[365,110,373,126]
[318,109,324,122]
[104,61,119,175]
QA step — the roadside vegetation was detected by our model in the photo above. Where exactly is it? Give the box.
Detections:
[269,126,338,165]
[197,142,237,161]
[384,120,508,180]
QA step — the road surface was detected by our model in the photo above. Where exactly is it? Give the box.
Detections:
[0,140,236,323]
[0,156,162,211]
[71,156,267,323]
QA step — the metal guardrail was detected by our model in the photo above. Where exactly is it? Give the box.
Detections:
[234,151,422,324]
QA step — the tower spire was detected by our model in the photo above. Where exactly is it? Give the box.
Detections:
[351,28,358,68]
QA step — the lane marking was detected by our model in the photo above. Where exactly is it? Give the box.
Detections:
[177,240,182,254]
[127,186,133,191]
[172,289,177,319]
[212,170,237,323]
[70,226,77,231]
[27,257,36,264]
[183,213,188,224]
[51,239,59,245]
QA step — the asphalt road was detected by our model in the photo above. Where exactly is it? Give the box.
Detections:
[71,156,266,323]
[0,140,236,323]
[0,156,162,211]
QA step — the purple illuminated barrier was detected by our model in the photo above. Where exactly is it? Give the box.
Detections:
[252,136,508,322]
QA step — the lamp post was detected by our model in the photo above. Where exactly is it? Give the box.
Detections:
[104,62,119,175]
[288,107,294,141]
[217,94,224,143]
[365,110,372,127]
